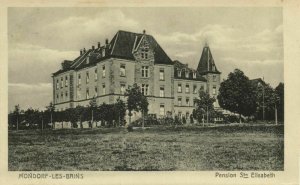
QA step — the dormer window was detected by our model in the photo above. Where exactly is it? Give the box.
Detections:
[102,48,105,57]
[212,65,216,71]
[178,70,182,77]
[185,70,189,78]
[193,72,196,79]
[141,48,149,59]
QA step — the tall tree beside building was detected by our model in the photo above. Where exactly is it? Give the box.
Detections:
[275,83,284,122]
[193,91,215,124]
[13,104,20,130]
[114,98,126,126]
[125,83,149,126]
[252,80,277,121]
[46,102,55,129]
[217,69,257,122]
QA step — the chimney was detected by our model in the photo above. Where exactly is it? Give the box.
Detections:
[105,39,109,45]
[83,48,86,53]
[92,45,95,50]
[143,29,146,34]
[98,42,101,48]
[80,49,83,55]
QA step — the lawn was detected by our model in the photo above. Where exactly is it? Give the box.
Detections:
[8,125,284,171]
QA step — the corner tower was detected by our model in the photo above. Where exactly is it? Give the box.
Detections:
[197,43,221,107]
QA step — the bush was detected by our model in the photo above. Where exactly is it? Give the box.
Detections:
[224,115,246,123]
[127,125,133,132]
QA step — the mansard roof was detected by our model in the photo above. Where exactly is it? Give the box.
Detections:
[174,60,207,82]
[197,44,221,75]
[53,30,173,76]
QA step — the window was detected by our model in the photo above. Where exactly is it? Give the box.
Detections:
[95,87,98,97]
[141,47,149,59]
[120,83,126,95]
[185,70,189,78]
[65,91,68,98]
[77,88,81,99]
[193,72,196,79]
[186,97,190,106]
[102,48,105,57]
[142,66,149,78]
[61,92,63,100]
[102,65,106,78]
[213,85,217,95]
[159,104,165,116]
[185,84,190,93]
[95,69,98,81]
[141,84,149,96]
[193,85,197,94]
[56,79,59,89]
[178,84,182,93]
[178,97,182,106]
[178,70,182,77]
[102,84,106,95]
[178,111,182,119]
[86,72,89,84]
[159,69,164,80]
[160,86,165,97]
[200,85,204,91]
[86,88,89,99]
[78,74,81,85]
[120,64,126,77]
[56,94,59,100]
[61,77,64,88]
[186,112,190,119]
[193,98,197,106]
[213,75,216,82]
[65,76,68,87]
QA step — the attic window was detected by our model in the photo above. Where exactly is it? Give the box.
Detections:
[212,65,216,71]
[141,48,149,59]
[102,48,105,57]
[185,70,189,78]
[178,70,182,77]
[193,72,196,79]
[86,57,89,64]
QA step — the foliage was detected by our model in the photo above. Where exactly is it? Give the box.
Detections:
[218,69,257,120]
[193,91,216,123]
[275,83,284,122]
[125,83,149,125]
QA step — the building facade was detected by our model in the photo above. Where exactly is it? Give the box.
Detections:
[52,30,221,120]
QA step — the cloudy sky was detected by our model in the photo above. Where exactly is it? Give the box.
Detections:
[8,7,283,111]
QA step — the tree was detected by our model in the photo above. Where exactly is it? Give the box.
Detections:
[89,97,97,127]
[253,82,276,121]
[24,108,40,129]
[217,69,257,123]
[46,102,55,129]
[125,83,149,127]
[193,91,216,125]
[114,98,126,127]
[275,83,284,122]
[13,104,20,130]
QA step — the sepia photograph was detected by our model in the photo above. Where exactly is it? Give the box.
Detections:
[7,7,284,171]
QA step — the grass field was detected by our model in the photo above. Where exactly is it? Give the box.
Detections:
[8,125,284,171]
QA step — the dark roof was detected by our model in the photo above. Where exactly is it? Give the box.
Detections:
[173,60,207,82]
[197,44,221,75]
[53,30,173,76]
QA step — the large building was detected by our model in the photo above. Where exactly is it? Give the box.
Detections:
[52,30,221,120]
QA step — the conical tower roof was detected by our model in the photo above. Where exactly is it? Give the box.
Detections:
[197,43,221,75]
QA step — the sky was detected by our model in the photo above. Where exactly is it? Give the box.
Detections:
[8,7,283,111]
